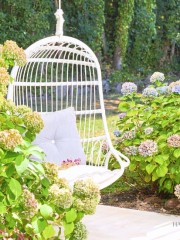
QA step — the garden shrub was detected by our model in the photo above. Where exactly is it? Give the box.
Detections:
[0,41,100,239]
[115,72,180,194]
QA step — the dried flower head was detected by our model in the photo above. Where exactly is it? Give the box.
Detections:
[0,84,7,96]
[150,72,165,83]
[2,99,16,113]
[74,178,100,199]
[49,184,73,209]
[73,197,100,215]
[0,67,10,85]
[167,134,180,148]
[23,111,44,133]
[101,141,109,153]
[73,222,88,240]
[121,82,137,95]
[22,188,39,220]
[174,184,180,199]
[3,40,26,66]
[138,140,158,157]
[0,58,7,68]
[0,129,23,151]
[15,105,32,116]
[143,87,158,97]
[144,127,153,135]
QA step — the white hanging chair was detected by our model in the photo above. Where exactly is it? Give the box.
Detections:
[7,4,130,189]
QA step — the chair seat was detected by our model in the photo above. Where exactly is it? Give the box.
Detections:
[58,165,121,189]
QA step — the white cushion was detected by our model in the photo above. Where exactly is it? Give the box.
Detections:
[33,108,86,165]
[58,165,120,189]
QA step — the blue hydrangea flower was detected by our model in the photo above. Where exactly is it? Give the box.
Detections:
[156,86,169,94]
[121,82,137,95]
[172,85,180,94]
[113,130,121,137]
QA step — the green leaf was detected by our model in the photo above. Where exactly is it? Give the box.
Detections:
[156,165,168,177]
[0,203,7,214]
[129,163,136,171]
[118,102,130,112]
[146,164,156,174]
[8,178,22,199]
[42,225,56,239]
[15,156,29,174]
[32,218,47,234]
[152,172,159,182]
[163,180,172,192]
[154,156,164,165]
[31,162,45,175]
[174,149,180,159]
[63,222,74,236]
[127,110,138,117]
[40,204,53,219]
[144,175,151,182]
[65,208,77,223]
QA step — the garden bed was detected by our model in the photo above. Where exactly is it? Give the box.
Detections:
[101,187,180,216]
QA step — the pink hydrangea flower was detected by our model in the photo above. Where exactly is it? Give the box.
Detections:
[167,134,180,148]
[138,140,158,157]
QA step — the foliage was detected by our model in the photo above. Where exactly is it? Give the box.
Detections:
[63,0,105,54]
[114,72,180,194]
[0,0,179,74]
[114,0,135,65]
[0,0,55,48]
[109,70,136,84]
[127,0,157,72]
[0,41,100,239]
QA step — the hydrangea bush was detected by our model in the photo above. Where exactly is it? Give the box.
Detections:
[0,41,100,239]
[115,72,180,194]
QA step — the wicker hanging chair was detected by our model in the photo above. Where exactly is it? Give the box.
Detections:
[7,3,129,189]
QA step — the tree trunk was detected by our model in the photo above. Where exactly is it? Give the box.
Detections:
[113,46,123,70]
[102,31,108,55]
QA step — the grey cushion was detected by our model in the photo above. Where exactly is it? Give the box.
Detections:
[33,108,86,165]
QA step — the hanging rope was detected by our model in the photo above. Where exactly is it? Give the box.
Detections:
[55,0,64,37]
[59,0,61,9]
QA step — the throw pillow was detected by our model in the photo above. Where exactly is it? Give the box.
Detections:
[33,108,86,165]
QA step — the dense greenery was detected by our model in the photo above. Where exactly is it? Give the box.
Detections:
[0,0,179,77]
[0,0,55,48]
[114,73,180,194]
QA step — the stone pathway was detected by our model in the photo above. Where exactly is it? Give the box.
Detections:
[83,205,180,240]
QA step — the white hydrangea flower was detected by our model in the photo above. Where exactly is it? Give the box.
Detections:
[121,82,137,95]
[150,72,165,83]
[143,87,158,97]
[144,127,153,135]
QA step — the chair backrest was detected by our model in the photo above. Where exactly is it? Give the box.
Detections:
[7,36,112,165]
